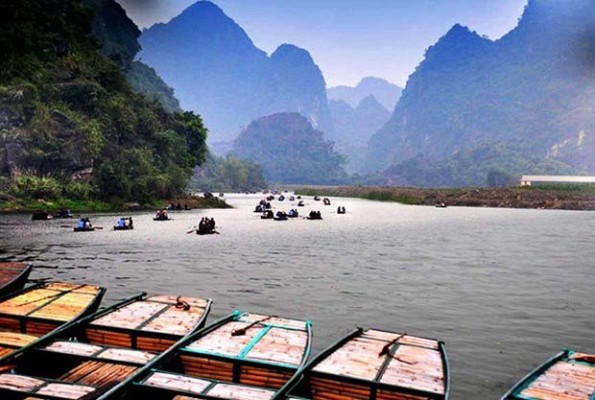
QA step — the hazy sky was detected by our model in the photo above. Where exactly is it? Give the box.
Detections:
[117,0,527,87]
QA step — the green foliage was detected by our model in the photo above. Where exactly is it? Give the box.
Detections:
[190,153,266,192]
[126,61,181,113]
[10,174,62,200]
[0,0,209,205]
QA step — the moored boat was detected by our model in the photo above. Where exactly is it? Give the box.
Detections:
[275,327,450,400]
[128,311,312,400]
[0,293,212,400]
[0,282,105,363]
[0,262,32,297]
[31,211,52,220]
[54,209,73,218]
[500,349,594,400]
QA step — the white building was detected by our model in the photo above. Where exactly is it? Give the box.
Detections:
[520,175,595,186]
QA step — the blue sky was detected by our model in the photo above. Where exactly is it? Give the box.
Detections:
[117,0,527,87]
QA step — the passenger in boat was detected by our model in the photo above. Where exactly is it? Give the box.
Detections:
[117,218,125,228]
[77,218,86,229]
[176,202,182,210]
[129,217,133,228]
[184,203,190,210]
[84,217,92,228]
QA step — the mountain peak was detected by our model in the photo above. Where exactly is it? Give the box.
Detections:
[356,95,387,113]
[271,44,315,64]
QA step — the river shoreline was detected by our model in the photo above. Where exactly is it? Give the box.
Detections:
[294,185,595,211]
[0,195,231,214]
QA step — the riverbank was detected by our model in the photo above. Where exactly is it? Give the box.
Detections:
[0,194,231,214]
[295,185,595,210]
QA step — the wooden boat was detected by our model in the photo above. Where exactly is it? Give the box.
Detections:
[500,349,595,400]
[435,203,447,208]
[307,211,322,220]
[129,311,313,400]
[337,207,346,214]
[74,226,96,232]
[0,262,32,297]
[0,282,105,363]
[275,327,450,400]
[323,198,331,206]
[54,209,73,218]
[298,201,305,207]
[279,195,285,202]
[261,210,274,220]
[31,211,52,220]
[0,293,212,400]
[274,211,288,221]
[114,217,134,231]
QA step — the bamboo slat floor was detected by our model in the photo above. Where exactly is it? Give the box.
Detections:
[130,311,312,400]
[0,282,104,362]
[300,328,449,400]
[0,292,211,400]
[502,350,595,400]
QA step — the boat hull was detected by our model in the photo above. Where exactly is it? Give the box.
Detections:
[0,263,33,298]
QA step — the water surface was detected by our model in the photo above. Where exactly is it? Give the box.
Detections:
[0,194,593,399]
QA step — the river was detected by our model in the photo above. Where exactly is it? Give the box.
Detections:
[0,193,593,399]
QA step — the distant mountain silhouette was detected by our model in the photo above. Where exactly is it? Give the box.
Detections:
[366,0,595,184]
[231,113,347,184]
[328,77,403,111]
[138,1,334,147]
[329,95,390,173]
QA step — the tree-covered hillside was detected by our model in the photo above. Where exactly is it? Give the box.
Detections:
[231,113,347,184]
[0,0,208,206]
[366,0,595,185]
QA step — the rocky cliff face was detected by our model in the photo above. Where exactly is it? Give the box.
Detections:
[366,0,595,182]
[138,1,334,147]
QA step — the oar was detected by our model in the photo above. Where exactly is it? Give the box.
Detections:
[231,315,274,336]
[186,227,197,234]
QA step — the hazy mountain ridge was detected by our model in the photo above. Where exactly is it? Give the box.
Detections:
[366,0,595,184]
[329,95,390,173]
[138,1,334,146]
[328,77,403,111]
[231,113,347,184]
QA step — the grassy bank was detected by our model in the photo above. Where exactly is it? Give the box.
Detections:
[0,195,231,214]
[295,185,595,210]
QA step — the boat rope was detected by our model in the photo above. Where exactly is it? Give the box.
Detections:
[231,315,274,336]
[378,333,407,357]
[389,355,418,365]
[175,296,191,311]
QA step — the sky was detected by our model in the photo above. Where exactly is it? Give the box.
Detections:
[117,0,528,87]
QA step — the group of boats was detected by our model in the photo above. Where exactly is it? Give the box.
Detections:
[0,262,592,400]
[256,195,347,222]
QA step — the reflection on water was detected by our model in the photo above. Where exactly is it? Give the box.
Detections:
[0,193,594,399]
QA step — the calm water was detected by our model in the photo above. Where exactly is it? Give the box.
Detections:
[0,194,593,399]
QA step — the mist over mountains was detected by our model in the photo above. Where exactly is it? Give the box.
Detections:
[328,77,403,111]
[366,0,595,185]
[138,1,334,150]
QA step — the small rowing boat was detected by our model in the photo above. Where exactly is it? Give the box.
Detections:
[0,282,105,363]
[0,262,32,297]
[0,293,212,400]
[128,311,313,400]
[275,327,450,400]
[500,349,594,400]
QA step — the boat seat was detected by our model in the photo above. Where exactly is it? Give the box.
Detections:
[142,371,277,400]
[0,373,95,399]
[0,332,39,348]
[44,340,156,365]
